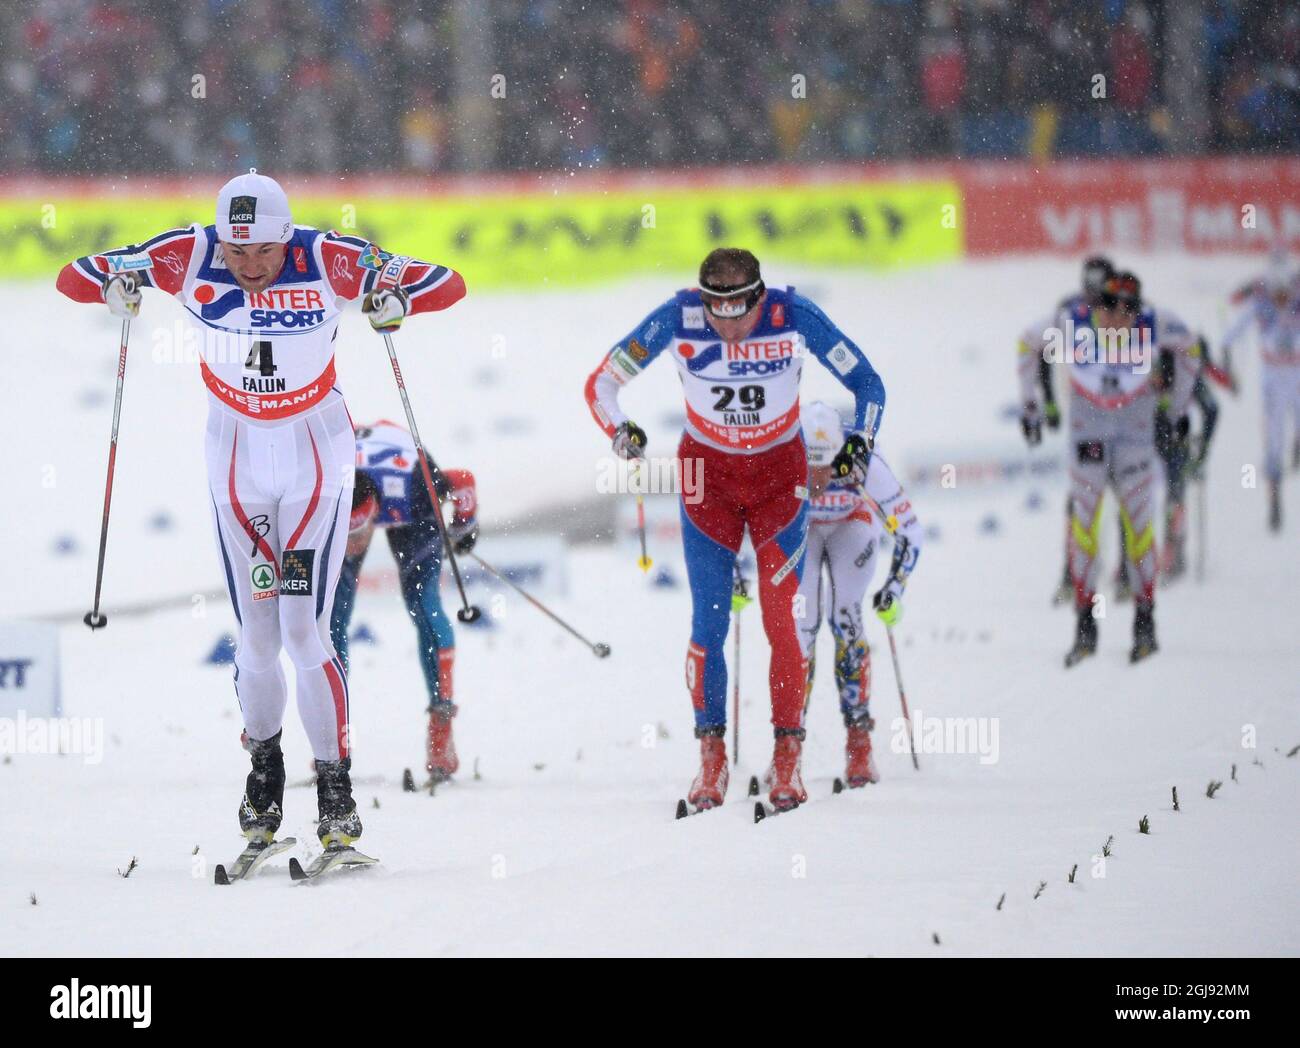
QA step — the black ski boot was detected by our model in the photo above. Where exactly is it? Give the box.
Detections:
[1064,605,1098,667]
[315,757,362,848]
[1129,603,1158,663]
[238,730,285,844]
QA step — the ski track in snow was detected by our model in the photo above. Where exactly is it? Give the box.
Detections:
[1,257,1297,956]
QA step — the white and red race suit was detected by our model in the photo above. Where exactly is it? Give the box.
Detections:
[57,227,465,761]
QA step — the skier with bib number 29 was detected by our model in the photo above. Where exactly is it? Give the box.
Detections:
[584,248,885,813]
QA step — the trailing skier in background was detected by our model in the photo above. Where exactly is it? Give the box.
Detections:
[1223,264,1300,531]
[1017,256,1114,605]
[795,402,921,788]
[331,421,478,783]
[1041,271,1198,666]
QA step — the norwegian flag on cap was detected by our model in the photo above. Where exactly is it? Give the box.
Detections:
[215,169,293,244]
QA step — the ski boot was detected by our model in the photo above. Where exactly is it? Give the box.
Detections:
[1129,602,1158,663]
[844,715,880,787]
[1064,604,1098,667]
[766,729,808,811]
[238,730,285,844]
[426,703,459,783]
[315,757,363,847]
[687,730,729,811]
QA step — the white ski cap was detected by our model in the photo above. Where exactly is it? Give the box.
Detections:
[801,401,843,467]
[215,168,293,244]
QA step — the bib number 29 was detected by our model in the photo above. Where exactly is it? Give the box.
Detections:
[711,385,765,412]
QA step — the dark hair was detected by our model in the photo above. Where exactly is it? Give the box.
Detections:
[699,247,761,291]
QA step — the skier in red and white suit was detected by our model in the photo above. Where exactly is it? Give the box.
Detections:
[56,170,465,848]
[584,248,885,813]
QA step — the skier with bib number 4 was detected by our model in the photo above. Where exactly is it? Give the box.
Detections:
[584,248,886,813]
[56,170,466,869]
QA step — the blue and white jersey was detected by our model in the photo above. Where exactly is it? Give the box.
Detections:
[353,421,477,530]
[586,287,885,454]
[355,421,423,527]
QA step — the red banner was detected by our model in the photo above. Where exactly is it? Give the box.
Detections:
[956,158,1300,256]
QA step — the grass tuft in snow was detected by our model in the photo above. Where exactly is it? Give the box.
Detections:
[1139,815,1150,835]
[1206,780,1223,799]
[117,857,138,879]
[1172,786,1180,812]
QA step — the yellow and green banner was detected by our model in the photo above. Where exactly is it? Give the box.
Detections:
[0,178,960,288]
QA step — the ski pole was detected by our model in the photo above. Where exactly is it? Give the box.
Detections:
[634,459,652,573]
[467,551,610,657]
[885,626,919,771]
[84,318,133,630]
[380,331,480,623]
[731,615,741,765]
[730,564,751,765]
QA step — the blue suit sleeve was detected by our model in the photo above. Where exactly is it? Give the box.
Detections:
[791,294,885,437]
[614,298,678,364]
[586,298,679,436]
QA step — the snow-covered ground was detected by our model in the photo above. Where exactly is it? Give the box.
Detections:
[1,257,1297,956]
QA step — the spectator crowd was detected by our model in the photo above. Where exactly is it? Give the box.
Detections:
[1,0,1296,176]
